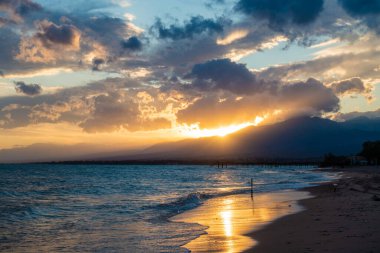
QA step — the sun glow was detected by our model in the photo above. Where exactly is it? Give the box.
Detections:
[180,116,265,138]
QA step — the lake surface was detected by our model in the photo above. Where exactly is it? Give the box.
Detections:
[0,164,336,252]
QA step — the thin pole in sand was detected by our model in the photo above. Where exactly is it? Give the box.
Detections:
[250,178,254,199]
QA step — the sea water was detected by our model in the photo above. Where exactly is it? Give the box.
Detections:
[0,164,335,252]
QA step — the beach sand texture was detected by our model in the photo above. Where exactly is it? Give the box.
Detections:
[247,167,380,253]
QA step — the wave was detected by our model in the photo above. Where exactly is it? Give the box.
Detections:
[145,187,251,221]
[146,175,334,221]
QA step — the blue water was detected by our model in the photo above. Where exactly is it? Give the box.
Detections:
[0,164,335,252]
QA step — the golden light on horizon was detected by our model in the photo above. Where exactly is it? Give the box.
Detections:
[179,116,265,138]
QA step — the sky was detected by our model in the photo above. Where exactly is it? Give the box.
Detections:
[1,0,380,152]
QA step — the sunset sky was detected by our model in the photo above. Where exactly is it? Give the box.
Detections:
[1,0,380,151]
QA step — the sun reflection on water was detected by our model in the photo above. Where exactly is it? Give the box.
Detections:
[171,191,310,253]
[220,210,233,237]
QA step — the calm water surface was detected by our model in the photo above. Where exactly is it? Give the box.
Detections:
[0,164,335,252]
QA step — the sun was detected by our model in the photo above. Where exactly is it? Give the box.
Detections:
[180,116,265,138]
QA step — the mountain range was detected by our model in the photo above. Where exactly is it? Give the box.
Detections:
[101,116,380,162]
[1,116,380,163]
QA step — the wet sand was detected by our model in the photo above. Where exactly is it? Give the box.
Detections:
[172,190,311,253]
[246,166,380,253]
[175,166,380,253]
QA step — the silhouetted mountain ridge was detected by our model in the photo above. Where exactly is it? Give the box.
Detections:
[120,116,380,161]
[342,116,380,132]
[2,116,379,163]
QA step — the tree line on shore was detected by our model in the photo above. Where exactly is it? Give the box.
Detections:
[321,141,380,167]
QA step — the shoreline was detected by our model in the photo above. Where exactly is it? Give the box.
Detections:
[172,166,380,253]
[172,190,314,253]
[245,166,380,253]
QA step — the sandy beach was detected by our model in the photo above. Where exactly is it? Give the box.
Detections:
[246,166,380,253]
[175,166,380,253]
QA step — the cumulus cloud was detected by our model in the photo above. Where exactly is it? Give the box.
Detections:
[36,20,81,48]
[187,58,265,95]
[151,16,228,40]
[121,36,143,51]
[16,19,82,63]
[257,34,380,85]
[279,78,340,113]
[14,81,42,96]
[148,0,353,74]
[330,77,369,95]
[235,0,324,28]
[0,1,144,75]
[2,0,380,136]
[177,58,339,128]
[177,78,339,128]
[0,0,41,24]
[0,78,177,131]
[79,92,171,133]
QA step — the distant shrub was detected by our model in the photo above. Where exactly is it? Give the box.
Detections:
[359,141,380,165]
[320,153,350,167]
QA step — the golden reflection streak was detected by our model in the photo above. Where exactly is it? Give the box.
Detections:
[220,211,233,237]
[171,191,310,253]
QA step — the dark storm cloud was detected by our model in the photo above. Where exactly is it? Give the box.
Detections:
[151,16,228,40]
[14,81,42,96]
[187,58,265,95]
[235,0,324,28]
[121,36,143,51]
[338,0,380,17]
[338,0,380,33]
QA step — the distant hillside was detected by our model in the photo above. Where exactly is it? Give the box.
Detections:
[115,116,380,161]
[341,116,380,132]
[0,143,138,164]
[2,116,380,164]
